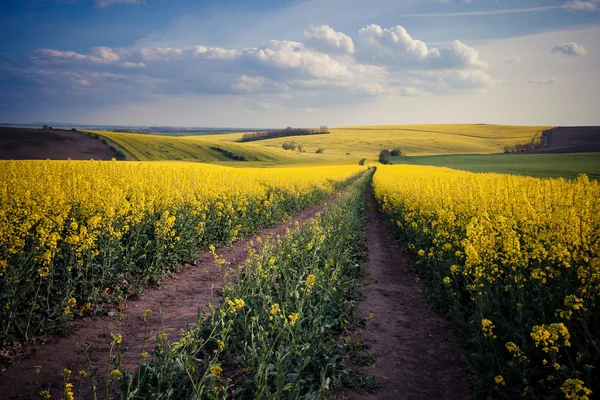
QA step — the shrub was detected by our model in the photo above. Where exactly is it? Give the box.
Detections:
[316,148,325,153]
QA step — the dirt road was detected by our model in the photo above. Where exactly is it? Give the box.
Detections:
[343,192,471,399]
[0,200,331,399]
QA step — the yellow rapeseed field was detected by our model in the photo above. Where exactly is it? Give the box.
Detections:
[0,160,363,343]
[373,165,599,398]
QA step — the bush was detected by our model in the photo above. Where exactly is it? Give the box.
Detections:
[282,142,297,151]
[391,149,403,156]
[379,149,391,164]
[316,148,325,153]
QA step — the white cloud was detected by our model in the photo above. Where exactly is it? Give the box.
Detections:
[304,25,355,55]
[528,77,560,84]
[563,0,599,12]
[121,62,146,68]
[355,24,487,70]
[506,56,521,63]
[96,0,145,8]
[429,69,495,91]
[243,40,351,79]
[27,23,495,106]
[140,47,185,61]
[551,42,588,56]
[33,47,121,64]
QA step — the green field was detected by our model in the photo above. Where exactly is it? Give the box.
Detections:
[388,152,600,180]
[90,124,550,167]
[88,130,342,166]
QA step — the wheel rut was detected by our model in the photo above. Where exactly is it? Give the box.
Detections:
[343,191,471,399]
[0,199,332,400]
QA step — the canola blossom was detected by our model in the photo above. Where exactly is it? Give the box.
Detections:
[0,160,362,344]
[373,165,599,398]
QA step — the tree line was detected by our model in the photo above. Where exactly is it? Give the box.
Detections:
[240,126,329,142]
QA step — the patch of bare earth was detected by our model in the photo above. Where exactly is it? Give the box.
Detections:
[0,200,331,399]
[341,192,470,400]
[531,126,600,154]
[0,127,117,160]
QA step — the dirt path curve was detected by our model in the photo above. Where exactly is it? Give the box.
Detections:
[344,191,471,400]
[0,199,331,400]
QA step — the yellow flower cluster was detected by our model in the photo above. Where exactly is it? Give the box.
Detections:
[372,165,599,396]
[505,342,529,363]
[530,323,571,353]
[481,318,496,339]
[0,160,361,342]
[561,379,593,400]
[225,298,245,314]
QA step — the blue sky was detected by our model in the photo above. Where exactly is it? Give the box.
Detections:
[0,0,598,126]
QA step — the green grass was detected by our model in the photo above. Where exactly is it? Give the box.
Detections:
[88,130,337,166]
[388,152,600,180]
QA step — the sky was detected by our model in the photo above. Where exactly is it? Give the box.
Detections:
[0,0,599,127]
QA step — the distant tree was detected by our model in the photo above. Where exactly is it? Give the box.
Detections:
[42,124,49,130]
[379,149,391,163]
[391,149,403,156]
[316,148,325,153]
[503,146,514,153]
[281,142,297,151]
[71,128,77,131]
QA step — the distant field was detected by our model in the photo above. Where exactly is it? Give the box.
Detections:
[0,127,118,160]
[388,152,600,180]
[147,132,237,137]
[88,130,343,166]
[202,124,551,157]
[532,126,600,153]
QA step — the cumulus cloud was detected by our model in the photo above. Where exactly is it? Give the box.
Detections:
[96,0,145,8]
[34,46,121,64]
[304,25,355,55]
[243,40,350,79]
[563,0,599,12]
[506,56,521,63]
[418,69,494,91]
[26,23,493,104]
[551,42,588,56]
[354,24,487,70]
[528,77,559,84]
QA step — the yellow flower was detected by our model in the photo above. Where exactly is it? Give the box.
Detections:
[481,319,496,339]
[40,390,52,399]
[561,379,592,400]
[110,369,123,380]
[530,323,570,353]
[234,298,245,309]
[270,303,281,316]
[209,365,223,377]
[288,313,300,326]
[494,375,505,385]
[64,382,74,400]
[111,333,123,345]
